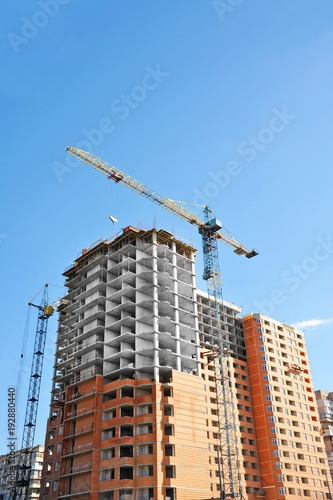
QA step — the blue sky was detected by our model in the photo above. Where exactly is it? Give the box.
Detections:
[1,1,332,453]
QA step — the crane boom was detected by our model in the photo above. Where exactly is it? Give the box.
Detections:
[66,145,258,499]
[66,147,257,258]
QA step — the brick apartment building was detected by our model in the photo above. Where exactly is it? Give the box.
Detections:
[39,227,332,500]
[0,445,44,500]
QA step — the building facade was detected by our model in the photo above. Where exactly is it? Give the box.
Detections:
[39,227,331,500]
[0,445,44,500]
[243,313,332,499]
[315,390,333,481]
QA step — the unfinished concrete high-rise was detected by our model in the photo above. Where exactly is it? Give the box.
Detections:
[39,227,332,500]
[40,227,210,500]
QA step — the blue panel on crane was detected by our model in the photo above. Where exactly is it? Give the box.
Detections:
[208,218,222,232]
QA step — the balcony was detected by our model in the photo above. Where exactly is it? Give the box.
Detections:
[69,368,99,386]
[66,387,95,402]
[64,404,94,420]
[62,441,93,456]
[72,337,103,354]
[71,352,103,369]
[63,422,94,438]
[60,461,91,476]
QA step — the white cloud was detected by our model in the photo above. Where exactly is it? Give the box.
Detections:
[292,317,333,329]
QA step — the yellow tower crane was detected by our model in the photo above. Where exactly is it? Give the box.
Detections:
[66,146,258,499]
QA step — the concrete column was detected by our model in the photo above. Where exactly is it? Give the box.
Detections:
[191,249,201,376]
[171,241,181,371]
[152,232,159,381]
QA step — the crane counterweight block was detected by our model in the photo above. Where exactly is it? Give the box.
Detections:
[43,305,54,317]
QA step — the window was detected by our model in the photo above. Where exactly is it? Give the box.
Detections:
[121,387,134,398]
[276,462,283,469]
[119,490,133,500]
[165,445,174,456]
[137,466,153,477]
[102,428,116,440]
[101,449,115,460]
[137,445,153,455]
[279,487,286,495]
[137,424,152,435]
[119,467,134,480]
[165,466,175,478]
[277,474,284,482]
[268,405,274,412]
[262,365,268,371]
[164,424,173,436]
[54,461,60,472]
[120,446,134,458]
[120,425,134,437]
[261,355,267,361]
[137,405,152,415]
[267,395,273,401]
[272,439,279,446]
[259,336,264,342]
[56,443,61,453]
[164,405,173,416]
[271,427,277,434]
[274,450,281,458]
[100,469,114,481]
[165,488,175,500]
[102,410,116,421]
[265,384,271,391]
[53,480,58,492]
[99,493,114,500]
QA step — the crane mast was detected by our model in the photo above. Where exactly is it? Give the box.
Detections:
[13,285,52,499]
[13,287,64,499]
[201,207,243,497]
[66,146,258,498]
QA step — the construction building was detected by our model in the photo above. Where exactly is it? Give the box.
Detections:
[315,391,333,481]
[242,314,332,500]
[0,445,44,500]
[39,227,332,500]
